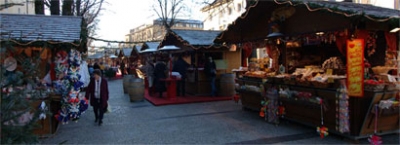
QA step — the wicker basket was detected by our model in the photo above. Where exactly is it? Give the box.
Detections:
[385,83,399,91]
[311,81,330,88]
[364,84,385,92]
[371,66,394,75]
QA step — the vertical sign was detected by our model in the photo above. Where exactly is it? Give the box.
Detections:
[347,39,364,97]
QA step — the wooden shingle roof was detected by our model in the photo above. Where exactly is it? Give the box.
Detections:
[0,14,82,42]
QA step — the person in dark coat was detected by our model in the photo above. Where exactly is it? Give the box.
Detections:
[172,56,189,96]
[85,69,109,126]
[204,56,217,96]
[153,60,167,98]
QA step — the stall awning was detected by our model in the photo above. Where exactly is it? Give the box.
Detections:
[214,0,400,43]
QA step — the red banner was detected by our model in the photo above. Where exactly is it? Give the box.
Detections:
[347,39,364,97]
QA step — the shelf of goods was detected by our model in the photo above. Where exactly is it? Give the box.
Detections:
[236,76,399,139]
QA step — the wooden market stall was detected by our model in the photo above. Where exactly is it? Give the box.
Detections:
[0,14,83,137]
[159,29,241,96]
[214,0,399,140]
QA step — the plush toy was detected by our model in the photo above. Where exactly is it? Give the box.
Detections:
[79,97,89,114]
[56,50,69,66]
[68,98,80,121]
[55,106,70,124]
[38,101,47,120]
[317,126,329,139]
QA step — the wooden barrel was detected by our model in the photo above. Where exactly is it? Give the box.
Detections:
[123,75,133,94]
[128,78,144,102]
[219,73,236,97]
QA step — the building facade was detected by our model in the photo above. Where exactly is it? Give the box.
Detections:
[0,0,35,14]
[353,0,400,10]
[201,0,247,31]
[125,18,203,47]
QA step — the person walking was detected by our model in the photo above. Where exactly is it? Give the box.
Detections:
[120,60,125,76]
[153,59,167,98]
[204,56,217,96]
[172,56,189,97]
[85,69,109,126]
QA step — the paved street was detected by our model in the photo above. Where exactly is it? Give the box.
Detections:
[41,79,399,144]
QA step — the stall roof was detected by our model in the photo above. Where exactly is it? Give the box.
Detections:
[0,14,82,43]
[121,48,133,57]
[160,29,225,50]
[140,42,160,51]
[214,0,400,43]
[88,53,104,59]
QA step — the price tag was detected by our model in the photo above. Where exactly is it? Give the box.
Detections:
[326,69,333,75]
[328,77,334,83]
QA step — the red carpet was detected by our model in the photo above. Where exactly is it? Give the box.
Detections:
[144,89,234,106]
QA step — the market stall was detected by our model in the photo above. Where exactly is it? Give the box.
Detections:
[0,14,88,138]
[214,0,399,140]
[159,29,241,96]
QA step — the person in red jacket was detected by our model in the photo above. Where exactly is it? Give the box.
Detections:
[85,69,109,126]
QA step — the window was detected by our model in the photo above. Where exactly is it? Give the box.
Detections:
[209,15,213,21]
[228,8,232,15]
[237,3,242,12]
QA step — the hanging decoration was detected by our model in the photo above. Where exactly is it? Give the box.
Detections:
[316,98,329,139]
[368,104,383,145]
[54,49,88,124]
[336,80,350,133]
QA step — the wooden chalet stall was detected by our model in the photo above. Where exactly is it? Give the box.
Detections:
[159,29,241,96]
[0,14,83,137]
[214,0,400,139]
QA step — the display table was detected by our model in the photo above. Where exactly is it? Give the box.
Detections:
[236,76,399,140]
[160,77,181,100]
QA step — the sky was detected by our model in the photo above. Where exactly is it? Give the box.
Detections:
[93,0,206,47]
[93,0,397,47]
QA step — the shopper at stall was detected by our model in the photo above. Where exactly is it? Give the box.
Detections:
[153,59,167,98]
[204,56,217,96]
[85,69,109,126]
[120,60,125,76]
[145,60,155,96]
[173,56,190,96]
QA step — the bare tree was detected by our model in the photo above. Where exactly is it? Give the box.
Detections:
[50,0,60,15]
[152,0,185,29]
[62,0,73,15]
[34,0,45,14]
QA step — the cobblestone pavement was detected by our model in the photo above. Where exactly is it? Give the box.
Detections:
[41,79,399,144]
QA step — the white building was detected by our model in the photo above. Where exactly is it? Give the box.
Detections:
[201,0,247,31]
[0,0,35,14]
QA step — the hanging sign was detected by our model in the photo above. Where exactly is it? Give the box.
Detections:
[346,39,364,97]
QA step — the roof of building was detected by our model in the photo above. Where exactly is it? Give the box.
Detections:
[0,14,82,42]
[201,0,233,12]
[171,29,222,46]
[154,18,203,24]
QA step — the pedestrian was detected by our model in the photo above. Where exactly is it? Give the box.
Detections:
[204,56,217,96]
[172,56,189,96]
[145,60,155,96]
[120,60,125,76]
[85,69,109,126]
[153,59,167,98]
